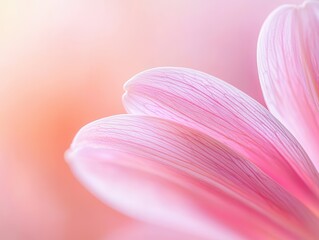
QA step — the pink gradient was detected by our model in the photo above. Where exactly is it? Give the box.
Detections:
[106,223,211,240]
[67,0,319,239]
[0,0,304,239]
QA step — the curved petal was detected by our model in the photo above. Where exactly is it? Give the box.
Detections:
[123,67,319,211]
[257,1,319,171]
[67,115,318,239]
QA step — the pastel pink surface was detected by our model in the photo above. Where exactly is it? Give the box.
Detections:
[258,1,319,171]
[0,0,305,239]
[106,223,211,240]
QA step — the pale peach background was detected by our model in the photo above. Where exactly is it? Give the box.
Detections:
[0,0,301,239]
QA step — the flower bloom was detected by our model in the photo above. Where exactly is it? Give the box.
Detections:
[66,1,319,239]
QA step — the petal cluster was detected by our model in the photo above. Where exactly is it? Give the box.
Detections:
[67,1,319,239]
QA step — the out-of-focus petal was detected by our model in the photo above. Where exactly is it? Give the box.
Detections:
[67,115,318,239]
[123,67,319,212]
[106,222,211,240]
[257,1,319,171]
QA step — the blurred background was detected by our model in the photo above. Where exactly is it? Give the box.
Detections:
[0,0,301,239]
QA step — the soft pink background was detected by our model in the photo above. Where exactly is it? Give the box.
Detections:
[0,0,301,239]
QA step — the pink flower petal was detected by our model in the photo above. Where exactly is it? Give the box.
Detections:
[123,67,319,211]
[68,148,247,240]
[67,115,318,239]
[257,1,319,171]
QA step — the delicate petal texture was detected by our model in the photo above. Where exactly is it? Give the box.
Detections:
[123,67,319,212]
[67,115,319,239]
[68,149,244,240]
[258,1,319,171]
